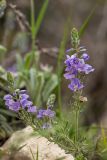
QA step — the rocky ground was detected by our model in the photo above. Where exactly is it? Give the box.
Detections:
[0,126,74,160]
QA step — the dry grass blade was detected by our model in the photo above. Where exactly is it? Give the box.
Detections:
[8,3,30,32]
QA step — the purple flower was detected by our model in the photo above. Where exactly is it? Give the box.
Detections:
[43,109,55,118]
[64,54,77,67]
[37,109,45,118]
[68,78,84,91]
[20,94,29,100]
[37,109,55,129]
[28,106,37,113]
[64,54,79,76]
[10,101,20,111]
[4,94,12,100]
[5,99,20,112]
[81,53,89,61]
[64,50,94,92]
[4,90,33,112]
[4,89,56,130]
[42,123,52,129]
[64,72,75,80]
[83,64,95,74]
[5,99,14,107]
[20,99,32,108]
[19,92,33,108]
[37,109,55,119]
[19,90,27,94]
[7,66,16,73]
[66,48,75,53]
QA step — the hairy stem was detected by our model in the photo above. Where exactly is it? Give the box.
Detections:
[73,92,81,143]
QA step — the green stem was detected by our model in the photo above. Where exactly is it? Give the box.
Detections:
[73,92,81,143]
[58,79,62,116]
[30,0,35,53]
[75,109,79,142]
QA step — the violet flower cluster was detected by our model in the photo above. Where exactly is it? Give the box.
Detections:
[64,49,94,91]
[37,109,55,129]
[37,109,55,119]
[4,90,36,112]
[4,89,55,129]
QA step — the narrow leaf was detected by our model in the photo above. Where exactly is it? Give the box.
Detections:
[57,22,70,77]
[34,0,49,39]
[24,52,32,69]
[79,6,96,37]
[29,146,35,160]
[0,109,17,117]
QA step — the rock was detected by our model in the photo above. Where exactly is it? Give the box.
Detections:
[1,126,74,160]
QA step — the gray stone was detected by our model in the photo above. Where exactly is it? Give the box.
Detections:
[1,126,74,160]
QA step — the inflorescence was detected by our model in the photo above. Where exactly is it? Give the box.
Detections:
[64,28,94,92]
[4,89,55,129]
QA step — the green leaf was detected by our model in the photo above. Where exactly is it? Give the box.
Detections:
[16,54,24,71]
[36,146,39,160]
[0,66,5,75]
[57,21,70,77]
[29,68,37,97]
[34,72,45,106]
[56,21,70,112]
[0,0,7,18]
[0,45,7,54]
[24,52,32,70]
[0,76,8,86]
[17,144,27,151]
[1,122,13,135]
[29,146,36,160]
[42,74,58,102]
[79,6,96,37]
[34,0,49,40]
[0,114,6,122]
[7,72,14,85]
[0,109,17,117]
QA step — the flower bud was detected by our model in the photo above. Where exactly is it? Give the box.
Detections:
[71,28,80,48]
[47,94,56,109]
